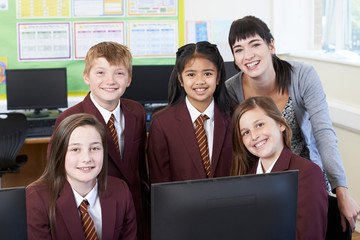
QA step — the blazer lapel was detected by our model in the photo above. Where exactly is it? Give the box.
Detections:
[176,102,207,178]
[99,191,117,240]
[209,104,229,178]
[57,182,85,240]
[83,94,130,182]
[122,101,135,164]
[271,147,292,172]
[250,148,291,174]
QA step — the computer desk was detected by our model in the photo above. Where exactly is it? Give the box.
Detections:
[1,137,49,188]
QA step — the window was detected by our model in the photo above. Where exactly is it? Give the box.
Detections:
[322,0,360,57]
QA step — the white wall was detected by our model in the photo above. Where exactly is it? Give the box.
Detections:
[184,0,272,61]
[184,0,271,21]
[272,0,315,53]
[184,0,314,56]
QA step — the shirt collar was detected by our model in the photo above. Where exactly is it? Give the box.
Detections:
[72,180,99,209]
[90,92,121,123]
[256,158,278,174]
[185,97,214,123]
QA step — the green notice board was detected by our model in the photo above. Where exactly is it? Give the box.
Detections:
[0,0,184,99]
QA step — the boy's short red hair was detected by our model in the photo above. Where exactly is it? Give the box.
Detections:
[84,41,132,78]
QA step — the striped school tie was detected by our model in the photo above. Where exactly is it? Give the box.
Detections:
[107,114,120,154]
[194,114,211,176]
[79,200,99,240]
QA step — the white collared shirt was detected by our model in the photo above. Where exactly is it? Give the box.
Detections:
[185,97,215,163]
[90,93,125,158]
[72,181,102,240]
[256,158,278,174]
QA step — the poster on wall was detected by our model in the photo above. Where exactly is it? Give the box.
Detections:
[16,0,71,18]
[0,0,8,11]
[128,0,177,16]
[74,21,125,59]
[73,0,124,17]
[186,21,210,43]
[186,20,233,61]
[0,57,7,84]
[128,21,178,58]
[17,22,71,61]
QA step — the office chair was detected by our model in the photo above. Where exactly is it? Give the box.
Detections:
[0,113,28,188]
[326,195,352,240]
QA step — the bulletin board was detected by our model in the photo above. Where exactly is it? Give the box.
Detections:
[0,0,184,99]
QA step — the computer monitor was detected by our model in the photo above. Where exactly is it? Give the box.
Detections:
[224,61,239,79]
[6,68,68,118]
[0,187,27,240]
[151,170,298,240]
[123,64,174,104]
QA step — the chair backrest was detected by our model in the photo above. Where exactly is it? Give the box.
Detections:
[326,195,352,240]
[0,113,28,169]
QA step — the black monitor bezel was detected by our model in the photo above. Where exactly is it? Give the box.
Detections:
[151,170,298,240]
[5,68,68,116]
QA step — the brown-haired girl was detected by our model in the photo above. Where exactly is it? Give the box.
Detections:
[232,96,328,240]
[27,113,137,240]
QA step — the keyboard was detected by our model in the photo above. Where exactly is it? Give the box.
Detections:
[27,118,56,137]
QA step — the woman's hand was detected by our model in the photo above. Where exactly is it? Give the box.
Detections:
[336,186,360,232]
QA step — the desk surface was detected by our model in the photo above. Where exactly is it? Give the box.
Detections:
[2,137,49,188]
[25,137,50,144]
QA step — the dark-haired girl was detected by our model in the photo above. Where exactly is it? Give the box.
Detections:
[148,41,233,183]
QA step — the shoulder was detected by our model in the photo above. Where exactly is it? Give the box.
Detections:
[151,105,178,122]
[225,72,242,87]
[121,98,145,115]
[104,176,132,200]
[288,61,318,80]
[288,60,313,71]
[26,182,48,195]
[59,103,84,117]
[289,153,323,177]
[149,105,182,134]
[56,98,87,122]
[214,103,232,122]
[106,176,130,192]
[26,183,50,206]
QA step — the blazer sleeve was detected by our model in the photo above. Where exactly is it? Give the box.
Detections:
[119,181,138,240]
[296,162,328,240]
[147,116,171,183]
[26,185,52,240]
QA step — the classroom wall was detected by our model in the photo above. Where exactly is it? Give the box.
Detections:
[184,0,314,59]
[183,0,272,61]
[0,1,182,98]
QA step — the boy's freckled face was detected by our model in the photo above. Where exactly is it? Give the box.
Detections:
[84,57,131,112]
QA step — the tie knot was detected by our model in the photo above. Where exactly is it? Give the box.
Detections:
[108,114,115,126]
[79,200,89,212]
[195,114,209,127]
